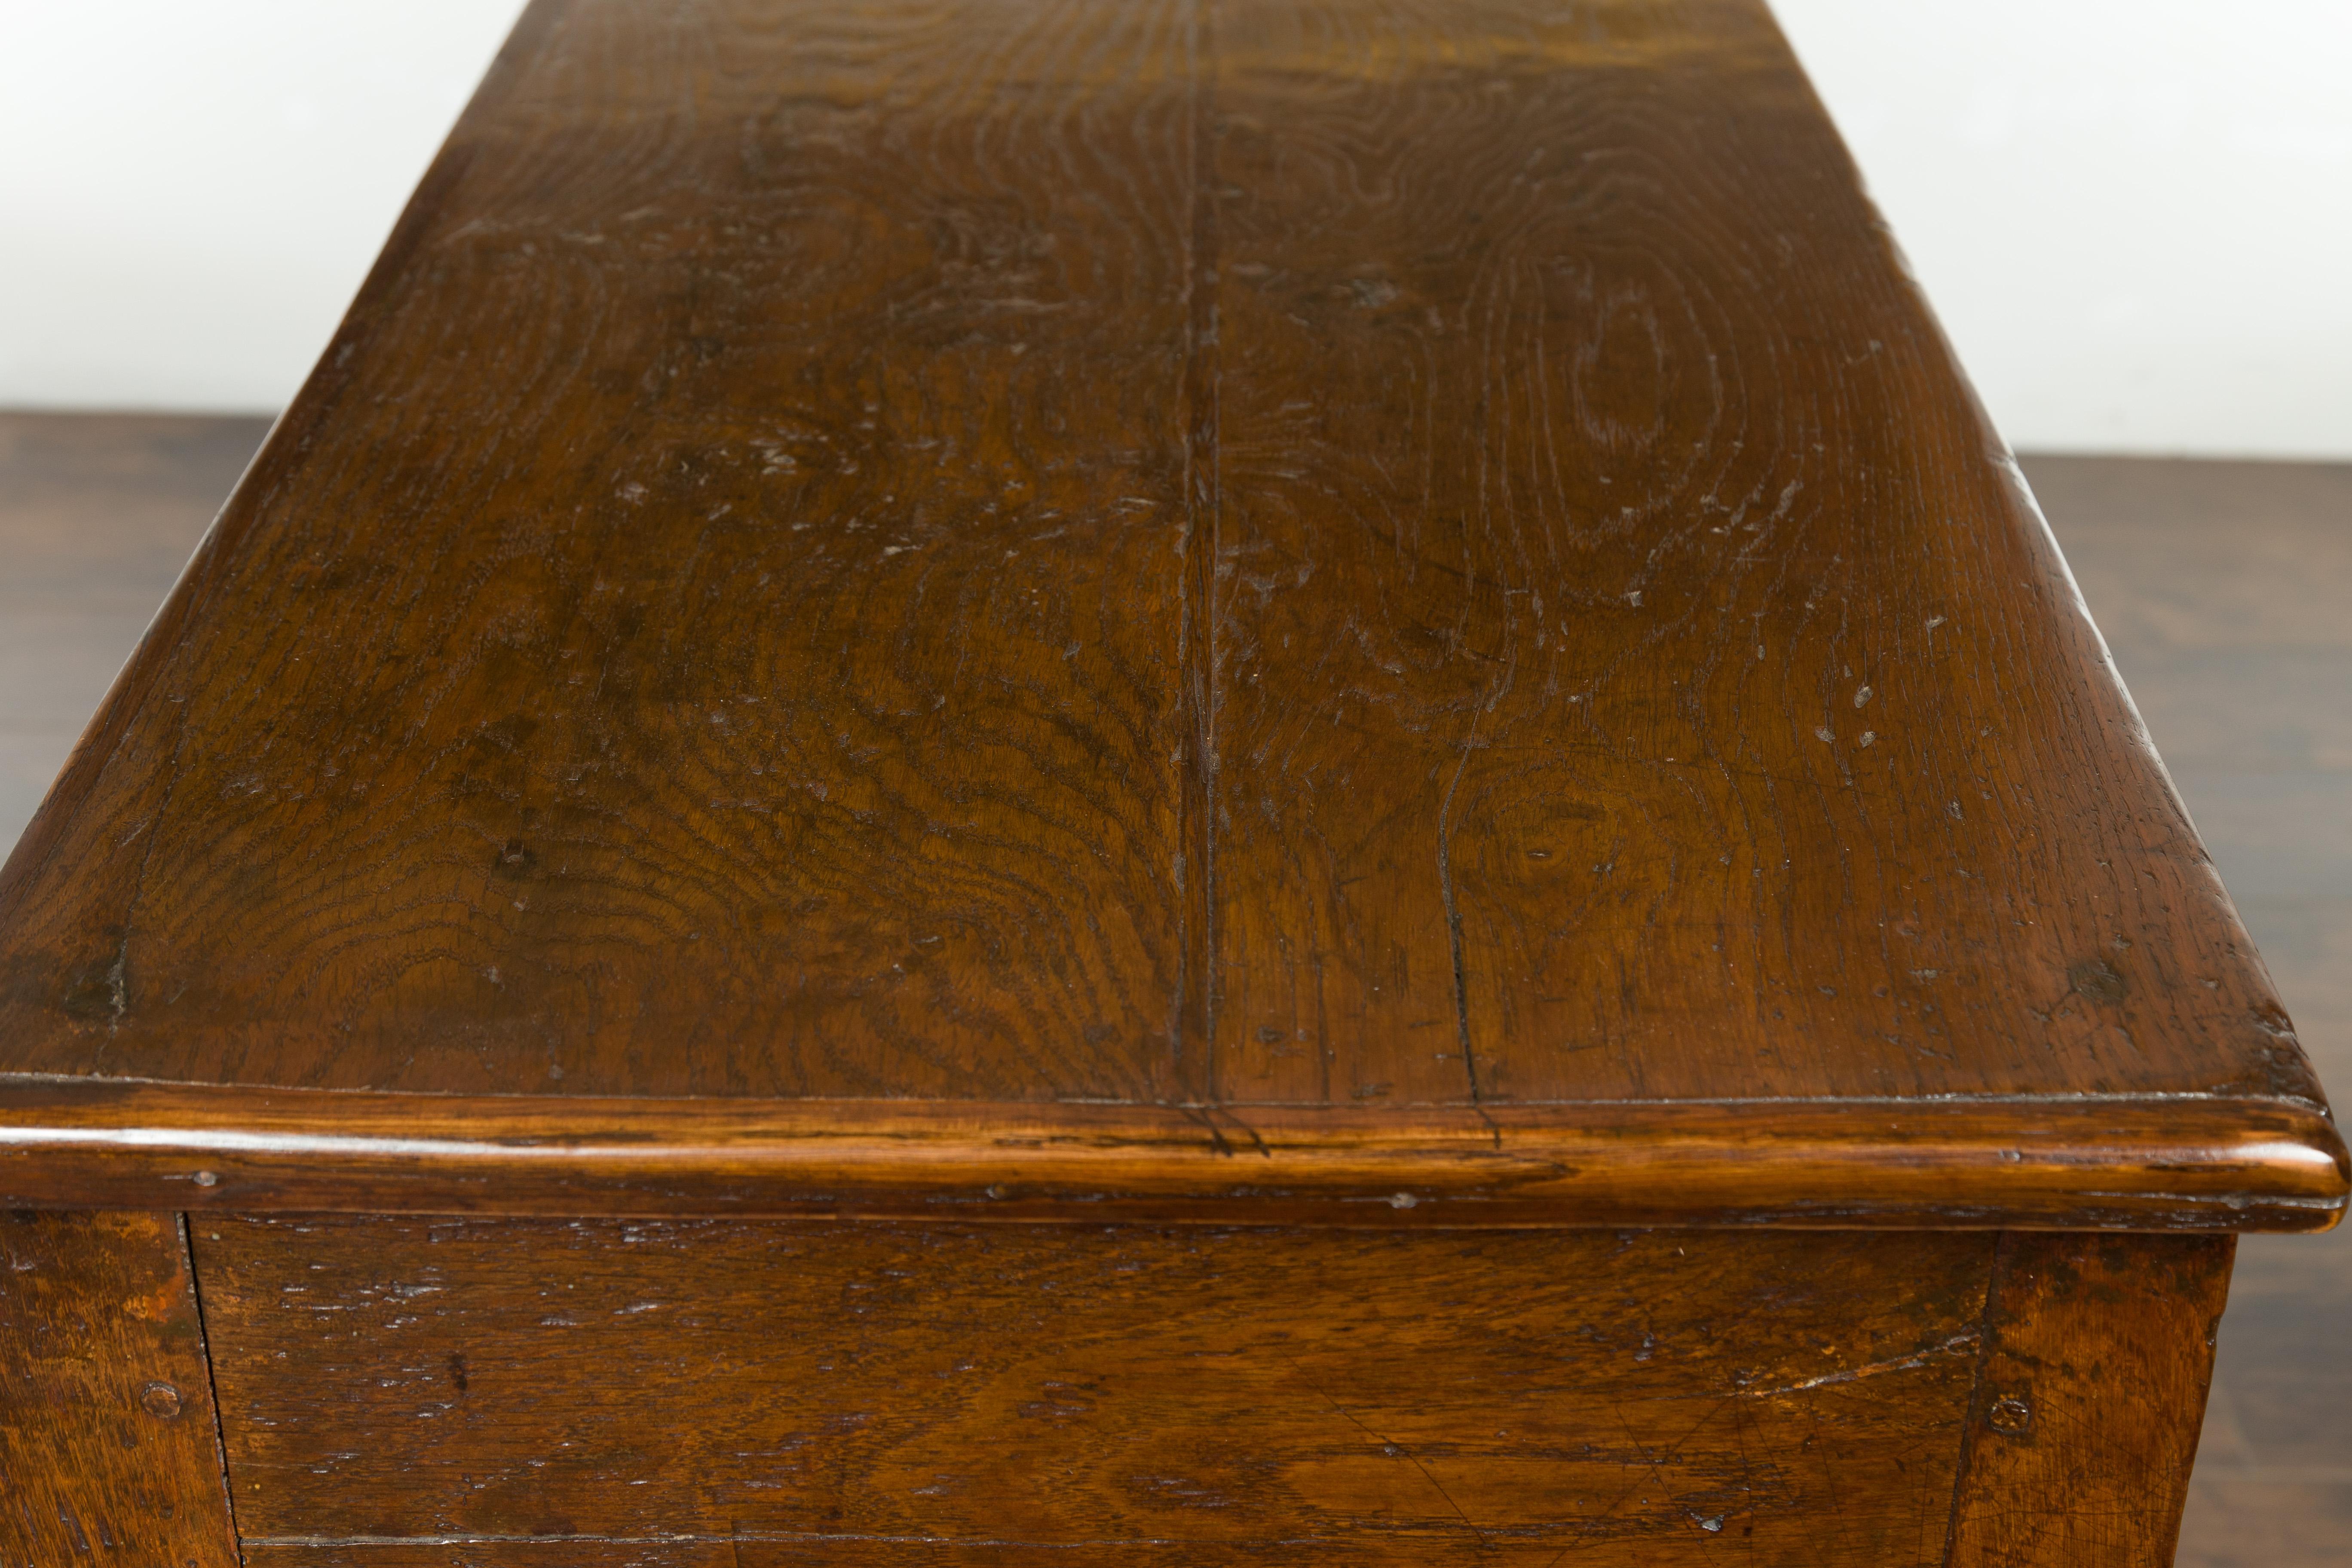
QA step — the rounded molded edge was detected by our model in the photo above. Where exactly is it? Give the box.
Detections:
[0,1077,2342,1231]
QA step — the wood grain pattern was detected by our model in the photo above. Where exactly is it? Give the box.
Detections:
[0,0,2338,1225]
[1201,1,2298,1114]
[2,0,1201,1105]
[199,1214,1996,1562]
[9,435,2344,1559]
[0,1080,2338,1230]
[0,1210,239,1568]
[1947,1231,2233,1567]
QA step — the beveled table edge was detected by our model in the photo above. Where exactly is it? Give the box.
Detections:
[0,1076,2339,1231]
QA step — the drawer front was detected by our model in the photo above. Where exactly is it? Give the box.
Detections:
[195,1219,2003,1563]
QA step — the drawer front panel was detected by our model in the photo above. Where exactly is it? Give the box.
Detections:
[197,1218,1996,1563]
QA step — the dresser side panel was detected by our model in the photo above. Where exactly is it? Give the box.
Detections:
[0,1210,239,1568]
[1945,1231,2233,1568]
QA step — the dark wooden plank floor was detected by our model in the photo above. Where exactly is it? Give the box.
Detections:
[0,413,272,854]
[1,414,2345,1562]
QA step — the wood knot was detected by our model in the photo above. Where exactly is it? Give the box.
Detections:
[2067,959,2127,1007]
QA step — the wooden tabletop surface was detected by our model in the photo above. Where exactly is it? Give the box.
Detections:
[0,0,2341,1227]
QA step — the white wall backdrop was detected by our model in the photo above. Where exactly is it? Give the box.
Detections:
[0,1,528,413]
[1775,0,2352,458]
[3,0,2349,456]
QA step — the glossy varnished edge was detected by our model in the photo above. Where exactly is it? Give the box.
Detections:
[0,1078,2339,1230]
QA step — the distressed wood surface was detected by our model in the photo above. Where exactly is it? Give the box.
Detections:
[0,1210,240,1568]
[9,435,2347,1559]
[1947,1231,2233,1567]
[0,0,2339,1225]
[199,1214,1995,1562]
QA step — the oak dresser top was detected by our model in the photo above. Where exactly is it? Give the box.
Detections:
[1,0,2341,1228]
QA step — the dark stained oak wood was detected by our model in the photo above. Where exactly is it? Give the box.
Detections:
[199,1215,1994,1560]
[0,1081,2337,1230]
[0,1210,240,1568]
[1946,1231,2233,1568]
[1,8,2337,1564]
[11,442,2349,1559]
[1193,3,2331,1129]
[0,0,2340,1228]
[189,1215,2236,1565]
[239,1551,726,1568]
[6,0,1204,1108]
